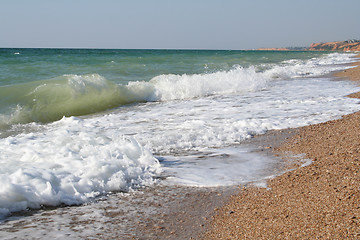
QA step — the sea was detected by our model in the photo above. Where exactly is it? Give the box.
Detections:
[0,48,359,237]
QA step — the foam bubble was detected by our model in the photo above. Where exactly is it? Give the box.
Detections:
[149,66,267,101]
[0,117,161,218]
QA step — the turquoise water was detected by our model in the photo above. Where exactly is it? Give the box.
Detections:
[0,48,326,125]
[0,48,325,85]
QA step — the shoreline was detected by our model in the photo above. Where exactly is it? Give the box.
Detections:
[1,53,359,239]
[202,55,360,239]
[0,130,301,239]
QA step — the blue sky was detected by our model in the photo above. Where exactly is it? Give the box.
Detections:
[1,0,359,49]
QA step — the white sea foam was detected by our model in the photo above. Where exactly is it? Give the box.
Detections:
[149,66,267,100]
[0,117,161,218]
[98,75,360,187]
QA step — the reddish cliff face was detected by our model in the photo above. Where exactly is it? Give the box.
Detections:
[256,40,360,52]
[308,41,360,51]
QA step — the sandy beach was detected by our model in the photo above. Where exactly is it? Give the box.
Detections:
[202,55,360,239]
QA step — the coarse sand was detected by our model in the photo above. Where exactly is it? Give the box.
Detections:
[202,55,360,239]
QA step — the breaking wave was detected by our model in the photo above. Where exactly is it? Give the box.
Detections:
[0,52,356,126]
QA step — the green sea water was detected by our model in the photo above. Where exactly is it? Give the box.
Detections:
[0,48,327,125]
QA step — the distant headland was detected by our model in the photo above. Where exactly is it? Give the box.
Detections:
[258,39,360,52]
[308,39,360,51]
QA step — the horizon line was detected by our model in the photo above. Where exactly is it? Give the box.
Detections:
[0,47,309,51]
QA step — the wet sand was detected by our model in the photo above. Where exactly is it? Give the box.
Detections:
[0,184,236,239]
[202,55,360,239]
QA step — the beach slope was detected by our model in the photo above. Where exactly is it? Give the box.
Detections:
[203,57,360,239]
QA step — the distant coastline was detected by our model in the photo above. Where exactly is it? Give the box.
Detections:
[258,39,360,52]
[257,48,292,51]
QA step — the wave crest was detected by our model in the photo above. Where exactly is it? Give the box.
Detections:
[150,66,267,101]
[0,52,356,126]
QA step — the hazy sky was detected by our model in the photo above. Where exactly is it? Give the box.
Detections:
[1,0,359,49]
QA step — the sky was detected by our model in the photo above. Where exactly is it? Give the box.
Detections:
[1,0,359,50]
